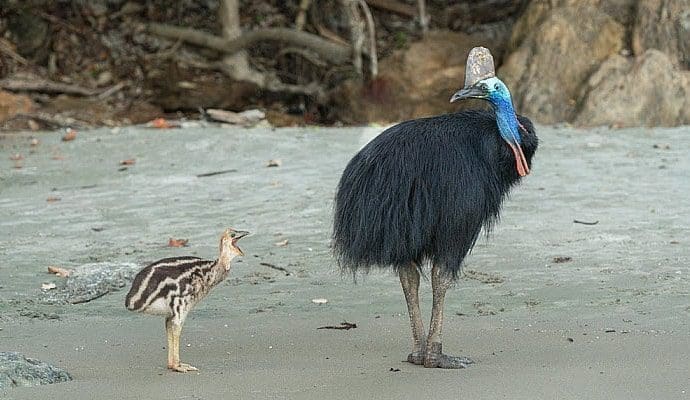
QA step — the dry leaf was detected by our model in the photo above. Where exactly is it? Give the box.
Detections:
[150,118,172,129]
[48,266,72,278]
[120,158,136,166]
[311,298,328,304]
[10,153,23,161]
[168,238,189,247]
[46,196,61,202]
[41,282,57,291]
[62,128,77,141]
[52,155,65,160]
[274,239,289,247]
[266,159,282,167]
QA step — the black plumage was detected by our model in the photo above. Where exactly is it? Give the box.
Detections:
[333,109,538,278]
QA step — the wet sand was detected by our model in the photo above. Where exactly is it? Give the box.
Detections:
[0,124,688,399]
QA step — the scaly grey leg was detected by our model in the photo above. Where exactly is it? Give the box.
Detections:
[399,263,426,365]
[424,263,473,369]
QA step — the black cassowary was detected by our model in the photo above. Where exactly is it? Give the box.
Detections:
[332,58,538,369]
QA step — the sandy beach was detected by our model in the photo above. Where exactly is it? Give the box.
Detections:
[1,124,688,399]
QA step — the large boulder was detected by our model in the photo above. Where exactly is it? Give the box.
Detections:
[575,50,690,127]
[0,90,32,123]
[633,0,690,68]
[0,352,71,389]
[508,0,635,52]
[500,5,624,124]
[331,30,499,124]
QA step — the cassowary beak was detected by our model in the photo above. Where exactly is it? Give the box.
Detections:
[450,85,488,103]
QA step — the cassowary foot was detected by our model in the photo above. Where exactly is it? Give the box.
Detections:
[423,343,473,369]
[406,351,425,365]
[169,362,198,373]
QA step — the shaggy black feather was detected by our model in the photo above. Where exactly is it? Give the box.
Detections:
[332,109,538,279]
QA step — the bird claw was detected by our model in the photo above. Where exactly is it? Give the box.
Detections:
[424,353,473,369]
[423,342,473,369]
[169,363,198,373]
[406,351,425,365]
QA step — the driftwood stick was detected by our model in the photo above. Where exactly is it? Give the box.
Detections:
[0,77,97,96]
[357,0,378,77]
[147,23,352,65]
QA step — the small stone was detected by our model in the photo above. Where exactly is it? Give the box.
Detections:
[311,298,328,304]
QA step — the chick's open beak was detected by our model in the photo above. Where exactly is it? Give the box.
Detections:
[231,230,250,256]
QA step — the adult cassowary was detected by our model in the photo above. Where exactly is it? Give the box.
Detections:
[332,51,538,369]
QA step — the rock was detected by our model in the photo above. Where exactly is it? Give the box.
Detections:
[0,352,71,389]
[633,0,690,68]
[500,5,624,124]
[509,0,635,51]
[331,30,495,124]
[575,50,690,127]
[41,262,141,304]
[0,90,33,123]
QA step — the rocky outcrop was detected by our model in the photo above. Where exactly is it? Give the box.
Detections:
[498,0,690,126]
[331,30,505,124]
[633,0,690,69]
[575,50,690,127]
[41,262,141,304]
[0,352,71,389]
[500,5,624,124]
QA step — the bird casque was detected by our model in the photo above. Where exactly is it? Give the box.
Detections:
[332,47,538,369]
[125,228,249,372]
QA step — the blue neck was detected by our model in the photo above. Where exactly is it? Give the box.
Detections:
[490,96,522,144]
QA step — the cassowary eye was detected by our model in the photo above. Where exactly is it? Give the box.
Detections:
[494,83,501,91]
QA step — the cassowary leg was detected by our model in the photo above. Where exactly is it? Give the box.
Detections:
[424,263,473,369]
[399,263,426,365]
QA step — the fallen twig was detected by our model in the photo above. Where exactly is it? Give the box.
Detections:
[259,262,291,276]
[1,75,126,99]
[97,81,126,99]
[573,219,599,225]
[196,169,238,178]
[13,112,90,129]
[317,321,357,330]
[147,23,352,66]
[0,76,97,96]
